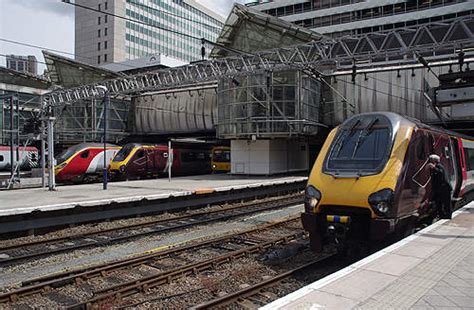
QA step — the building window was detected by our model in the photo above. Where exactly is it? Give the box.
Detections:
[105,28,108,36]
[105,2,108,10]
[98,42,101,51]
[98,3,101,11]
[98,16,101,25]
[98,29,101,37]
[105,15,108,23]
[104,54,108,62]
[104,41,108,49]
[98,55,101,64]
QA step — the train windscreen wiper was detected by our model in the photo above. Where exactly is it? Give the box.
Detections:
[333,119,361,157]
[351,118,379,158]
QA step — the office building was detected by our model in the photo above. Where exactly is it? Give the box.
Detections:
[246,0,474,37]
[75,0,225,65]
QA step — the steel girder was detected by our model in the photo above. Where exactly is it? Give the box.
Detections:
[44,16,474,108]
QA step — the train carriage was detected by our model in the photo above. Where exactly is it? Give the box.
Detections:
[302,112,474,253]
[109,143,212,180]
[0,146,39,171]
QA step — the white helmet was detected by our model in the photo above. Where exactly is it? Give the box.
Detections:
[429,154,440,163]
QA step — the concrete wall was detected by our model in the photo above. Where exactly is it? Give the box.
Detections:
[231,139,308,175]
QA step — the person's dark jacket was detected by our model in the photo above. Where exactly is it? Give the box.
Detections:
[431,163,452,193]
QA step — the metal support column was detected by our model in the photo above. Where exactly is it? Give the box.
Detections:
[47,117,56,191]
[103,93,108,190]
[168,140,172,182]
[15,97,20,179]
[40,97,46,188]
[9,96,14,180]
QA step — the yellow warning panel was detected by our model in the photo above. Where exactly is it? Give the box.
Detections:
[194,188,215,195]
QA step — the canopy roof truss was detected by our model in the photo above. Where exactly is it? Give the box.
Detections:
[44,15,474,109]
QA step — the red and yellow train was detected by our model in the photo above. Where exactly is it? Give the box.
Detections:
[302,112,474,253]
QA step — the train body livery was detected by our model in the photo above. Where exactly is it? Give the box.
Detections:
[211,146,231,173]
[302,112,474,252]
[109,143,212,180]
[0,146,39,171]
[55,143,121,182]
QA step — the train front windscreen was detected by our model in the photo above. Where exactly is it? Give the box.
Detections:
[323,115,393,176]
[56,146,81,165]
[212,150,230,162]
[113,144,136,162]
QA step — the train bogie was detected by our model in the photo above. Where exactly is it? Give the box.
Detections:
[302,112,474,253]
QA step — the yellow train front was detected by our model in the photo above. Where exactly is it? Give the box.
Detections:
[302,112,472,253]
[211,146,230,173]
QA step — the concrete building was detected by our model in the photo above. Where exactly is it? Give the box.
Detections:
[6,55,38,75]
[246,0,474,38]
[75,0,226,66]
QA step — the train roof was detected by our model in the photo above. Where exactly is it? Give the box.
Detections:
[66,143,120,152]
[342,112,474,141]
[0,146,38,151]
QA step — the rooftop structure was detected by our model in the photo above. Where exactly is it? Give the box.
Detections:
[6,55,38,75]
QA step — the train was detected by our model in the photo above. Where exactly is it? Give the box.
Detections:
[109,143,212,180]
[0,146,39,171]
[55,143,121,183]
[211,146,231,173]
[302,112,474,254]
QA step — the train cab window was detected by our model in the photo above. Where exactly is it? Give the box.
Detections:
[0,155,3,162]
[416,140,426,160]
[113,144,135,162]
[30,153,37,161]
[465,148,474,171]
[213,150,230,162]
[80,150,89,159]
[324,115,393,176]
[137,150,145,158]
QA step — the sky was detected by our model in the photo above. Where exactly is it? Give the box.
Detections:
[0,0,245,73]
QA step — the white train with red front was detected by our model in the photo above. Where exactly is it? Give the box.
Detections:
[0,146,39,171]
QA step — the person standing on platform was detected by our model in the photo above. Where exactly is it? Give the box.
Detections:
[428,154,453,219]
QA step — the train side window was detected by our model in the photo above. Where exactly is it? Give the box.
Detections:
[80,150,89,158]
[181,152,195,162]
[197,152,205,160]
[137,150,145,158]
[416,140,426,160]
[0,155,3,162]
[465,148,474,171]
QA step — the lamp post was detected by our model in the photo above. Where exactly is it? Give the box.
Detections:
[97,85,108,190]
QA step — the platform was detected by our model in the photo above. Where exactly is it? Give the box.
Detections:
[0,174,306,234]
[263,201,474,309]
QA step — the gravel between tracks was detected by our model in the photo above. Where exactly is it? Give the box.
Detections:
[0,203,304,290]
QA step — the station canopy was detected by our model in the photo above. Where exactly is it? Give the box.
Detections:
[43,51,123,88]
[210,3,322,58]
[0,66,51,90]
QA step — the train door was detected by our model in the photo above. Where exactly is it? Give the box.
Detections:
[399,128,432,216]
[432,133,457,194]
[449,137,462,198]
[180,149,196,174]
[133,148,147,176]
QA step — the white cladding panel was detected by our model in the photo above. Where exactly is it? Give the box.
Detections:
[231,139,308,175]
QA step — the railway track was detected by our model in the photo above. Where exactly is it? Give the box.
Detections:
[0,217,306,309]
[0,194,302,266]
[190,254,335,309]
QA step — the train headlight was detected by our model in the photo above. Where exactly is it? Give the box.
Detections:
[305,185,321,213]
[120,165,126,172]
[212,164,216,169]
[368,188,394,216]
